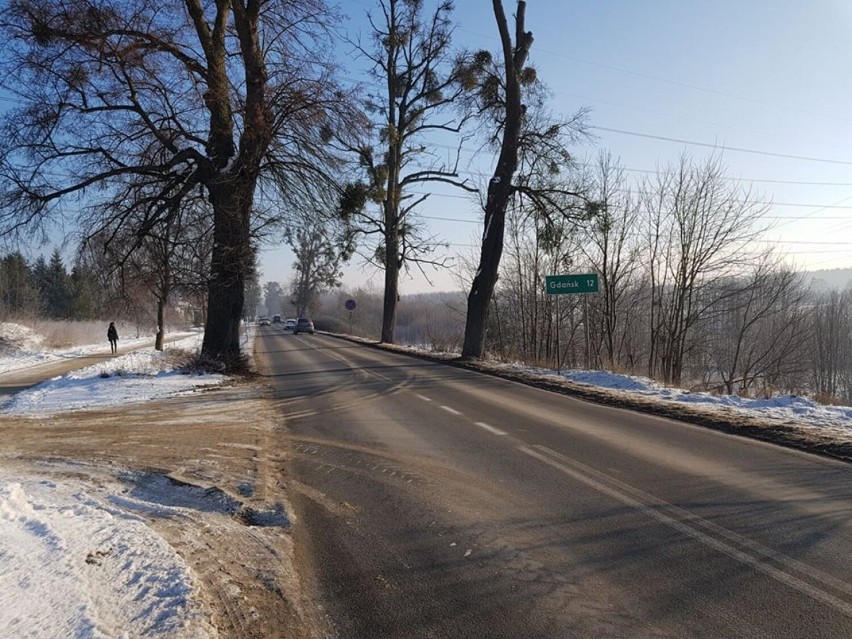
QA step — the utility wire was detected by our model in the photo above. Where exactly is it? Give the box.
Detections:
[456,27,852,124]
[410,189,852,213]
[592,126,852,166]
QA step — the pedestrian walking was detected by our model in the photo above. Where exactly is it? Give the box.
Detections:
[107,322,118,354]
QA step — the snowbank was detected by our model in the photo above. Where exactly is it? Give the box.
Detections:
[4,332,226,416]
[0,468,216,639]
[516,366,852,438]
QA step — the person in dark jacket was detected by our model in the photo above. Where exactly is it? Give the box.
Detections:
[107,322,118,354]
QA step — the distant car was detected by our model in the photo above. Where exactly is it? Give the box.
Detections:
[293,318,314,334]
[272,314,282,323]
[283,318,297,331]
[258,317,270,326]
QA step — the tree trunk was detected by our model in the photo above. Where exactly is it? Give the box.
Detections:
[381,225,400,343]
[201,179,254,364]
[461,0,531,359]
[155,259,171,352]
[382,242,399,344]
[155,297,165,351]
[197,0,269,367]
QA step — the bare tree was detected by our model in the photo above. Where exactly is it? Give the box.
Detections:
[84,182,212,349]
[492,196,584,367]
[461,0,587,359]
[341,0,480,343]
[286,215,349,317]
[706,253,809,395]
[580,153,641,369]
[812,288,852,402]
[0,0,355,368]
[639,154,769,385]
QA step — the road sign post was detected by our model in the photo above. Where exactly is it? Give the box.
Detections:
[555,294,560,375]
[345,299,356,334]
[544,274,599,373]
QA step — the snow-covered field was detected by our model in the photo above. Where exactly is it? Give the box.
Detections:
[0,321,154,375]
[2,322,852,637]
[4,332,226,416]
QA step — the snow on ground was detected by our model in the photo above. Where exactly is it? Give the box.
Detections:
[0,467,217,639]
[0,323,256,638]
[4,331,224,416]
[514,365,852,438]
[0,321,153,375]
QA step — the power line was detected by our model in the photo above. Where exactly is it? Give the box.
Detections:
[558,91,852,156]
[753,239,852,246]
[412,188,852,213]
[592,126,852,166]
[766,216,850,220]
[617,167,852,188]
[420,214,478,224]
[7,88,852,183]
[418,215,852,236]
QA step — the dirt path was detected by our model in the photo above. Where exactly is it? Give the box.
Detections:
[0,381,327,639]
[0,333,197,397]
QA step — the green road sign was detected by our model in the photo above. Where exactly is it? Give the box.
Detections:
[545,273,599,295]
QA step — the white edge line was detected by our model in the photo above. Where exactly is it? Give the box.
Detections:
[518,445,852,618]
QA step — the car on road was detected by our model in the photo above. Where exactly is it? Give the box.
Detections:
[293,318,314,334]
[283,318,297,331]
[272,314,282,324]
[258,317,270,326]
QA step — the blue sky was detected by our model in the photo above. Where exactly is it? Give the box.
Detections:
[5,1,850,293]
[257,0,852,293]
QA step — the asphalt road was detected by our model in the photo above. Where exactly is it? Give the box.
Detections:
[255,328,852,639]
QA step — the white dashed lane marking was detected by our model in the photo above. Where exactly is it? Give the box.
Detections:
[440,405,462,415]
[474,421,507,436]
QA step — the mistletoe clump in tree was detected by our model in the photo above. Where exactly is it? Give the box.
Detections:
[339,0,487,344]
[461,0,589,359]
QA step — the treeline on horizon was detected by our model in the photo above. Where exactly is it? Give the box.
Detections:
[0,248,199,329]
[6,240,852,406]
[307,276,852,407]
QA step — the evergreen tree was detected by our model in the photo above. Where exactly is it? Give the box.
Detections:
[42,249,72,318]
[68,263,101,319]
[0,252,40,317]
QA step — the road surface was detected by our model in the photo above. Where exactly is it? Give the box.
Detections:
[255,328,852,639]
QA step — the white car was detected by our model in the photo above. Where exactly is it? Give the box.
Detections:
[283,318,297,331]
